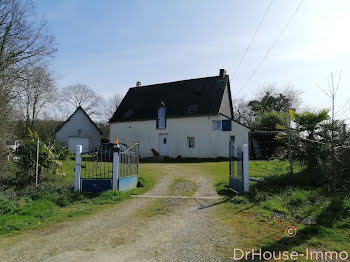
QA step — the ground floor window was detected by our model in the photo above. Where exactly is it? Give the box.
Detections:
[187,137,195,148]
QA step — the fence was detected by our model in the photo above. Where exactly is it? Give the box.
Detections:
[74,142,139,193]
[229,143,249,192]
[118,142,140,191]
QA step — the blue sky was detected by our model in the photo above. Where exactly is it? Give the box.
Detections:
[34,0,350,122]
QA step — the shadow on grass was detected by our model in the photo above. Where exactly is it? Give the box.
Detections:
[242,170,350,252]
[197,199,229,210]
[260,195,349,252]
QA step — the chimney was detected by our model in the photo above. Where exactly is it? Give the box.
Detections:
[219,69,226,78]
[136,81,141,87]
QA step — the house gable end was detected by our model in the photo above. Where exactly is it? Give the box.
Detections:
[218,83,232,118]
[55,107,102,135]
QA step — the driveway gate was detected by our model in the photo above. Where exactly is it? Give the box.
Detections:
[229,142,249,192]
[74,142,139,193]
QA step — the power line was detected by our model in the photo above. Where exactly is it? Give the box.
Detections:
[231,0,274,80]
[237,0,305,95]
[335,98,350,115]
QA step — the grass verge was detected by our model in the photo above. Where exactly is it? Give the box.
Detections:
[137,177,199,218]
[200,160,350,259]
[0,162,160,236]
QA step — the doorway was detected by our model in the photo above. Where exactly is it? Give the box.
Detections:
[159,134,169,156]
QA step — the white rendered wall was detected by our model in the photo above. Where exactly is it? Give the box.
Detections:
[55,109,101,150]
[110,115,249,158]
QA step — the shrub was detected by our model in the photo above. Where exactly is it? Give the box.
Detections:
[14,130,64,186]
[0,198,17,215]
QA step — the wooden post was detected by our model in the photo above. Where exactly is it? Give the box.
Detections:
[112,146,120,191]
[74,145,82,192]
[242,144,249,192]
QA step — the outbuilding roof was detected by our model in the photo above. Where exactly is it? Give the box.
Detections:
[54,106,103,135]
[109,74,230,123]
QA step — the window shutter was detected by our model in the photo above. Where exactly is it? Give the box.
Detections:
[222,120,232,131]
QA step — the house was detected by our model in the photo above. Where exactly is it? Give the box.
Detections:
[54,106,102,152]
[109,69,250,158]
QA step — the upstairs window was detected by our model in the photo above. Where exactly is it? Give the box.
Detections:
[212,120,222,130]
[157,107,166,129]
[212,120,232,131]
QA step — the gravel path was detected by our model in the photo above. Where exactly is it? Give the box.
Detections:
[0,164,236,262]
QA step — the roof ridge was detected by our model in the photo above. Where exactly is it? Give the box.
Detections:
[129,75,229,89]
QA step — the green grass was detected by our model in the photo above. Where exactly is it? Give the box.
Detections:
[200,160,350,257]
[0,162,160,236]
[168,178,198,196]
[136,176,199,218]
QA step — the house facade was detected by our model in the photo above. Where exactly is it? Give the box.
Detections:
[55,106,102,153]
[109,69,250,158]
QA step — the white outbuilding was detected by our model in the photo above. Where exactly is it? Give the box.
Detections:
[54,106,102,152]
[109,69,250,158]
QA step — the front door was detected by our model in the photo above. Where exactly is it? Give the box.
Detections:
[159,134,168,156]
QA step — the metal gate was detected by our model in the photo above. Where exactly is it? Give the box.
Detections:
[119,142,139,191]
[76,142,140,193]
[229,141,244,192]
[80,145,114,192]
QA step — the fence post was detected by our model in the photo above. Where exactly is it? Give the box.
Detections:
[112,146,120,191]
[242,144,249,192]
[74,145,82,192]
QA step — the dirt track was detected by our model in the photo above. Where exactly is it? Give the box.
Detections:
[0,164,236,262]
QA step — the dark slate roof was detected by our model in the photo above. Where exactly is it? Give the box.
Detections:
[109,75,230,123]
[54,106,103,135]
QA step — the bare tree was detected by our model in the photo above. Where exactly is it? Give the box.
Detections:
[60,84,102,117]
[0,0,56,98]
[0,0,56,170]
[232,97,254,127]
[15,66,57,129]
[103,93,124,121]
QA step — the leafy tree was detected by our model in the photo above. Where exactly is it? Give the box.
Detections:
[278,109,330,181]
[233,84,301,130]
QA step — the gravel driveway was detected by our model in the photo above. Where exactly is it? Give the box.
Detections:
[0,164,236,262]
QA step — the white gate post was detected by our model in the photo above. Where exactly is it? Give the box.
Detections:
[75,145,82,192]
[242,144,249,192]
[112,146,120,191]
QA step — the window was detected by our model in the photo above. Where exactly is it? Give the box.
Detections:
[187,137,195,148]
[212,120,221,130]
[212,120,232,131]
[222,120,232,131]
[157,107,166,129]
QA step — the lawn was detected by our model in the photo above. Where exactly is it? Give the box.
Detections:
[198,160,350,259]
